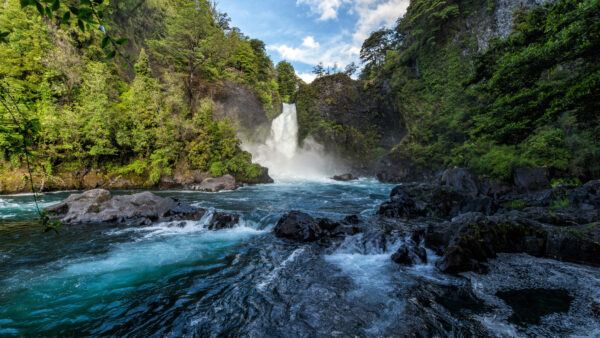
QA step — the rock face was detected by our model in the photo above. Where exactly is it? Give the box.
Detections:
[377,183,497,219]
[44,189,241,228]
[513,167,551,193]
[332,173,358,181]
[246,167,274,185]
[274,211,361,242]
[191,175,237,192]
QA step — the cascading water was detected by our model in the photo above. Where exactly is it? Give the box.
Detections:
[266,103,298,158]
[243,103,343,180]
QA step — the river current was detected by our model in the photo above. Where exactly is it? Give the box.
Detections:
[1,179,599,337]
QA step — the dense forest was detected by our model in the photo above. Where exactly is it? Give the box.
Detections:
[0,0,299,191]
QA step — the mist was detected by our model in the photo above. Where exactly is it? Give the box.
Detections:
[242,103,345,181]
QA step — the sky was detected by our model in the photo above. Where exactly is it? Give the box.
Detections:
[217,0,410,83]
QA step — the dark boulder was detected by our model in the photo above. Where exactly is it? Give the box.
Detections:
[274,211,322,242]
[391,243,427,266]
[430,211,600,274]
[274,211,361,242]
[513,167,550,193]
[206,212,240,230]
[377,183,497,220]
[332,173,358,181]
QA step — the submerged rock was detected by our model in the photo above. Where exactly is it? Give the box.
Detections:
[332,173,358,181]
[44,189,240,228]
[191,175,237,192]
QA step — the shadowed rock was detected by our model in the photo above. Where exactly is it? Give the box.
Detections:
[391,243,427,266]
[332,173,358,181]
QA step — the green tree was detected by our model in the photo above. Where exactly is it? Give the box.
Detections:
[276,61,296,102]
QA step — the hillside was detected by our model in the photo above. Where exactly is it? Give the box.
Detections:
[0,0,287,192]
[298,0,599,185]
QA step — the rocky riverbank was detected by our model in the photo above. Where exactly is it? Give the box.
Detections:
[0,166,273,194]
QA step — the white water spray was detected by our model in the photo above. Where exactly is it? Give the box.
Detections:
[243,103,343,180]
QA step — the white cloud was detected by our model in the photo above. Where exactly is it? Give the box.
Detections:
[270,0,410,76]
[296,72,317,84]
[352,0,410,44]
[302,36,320,49]
[296,0,351,21]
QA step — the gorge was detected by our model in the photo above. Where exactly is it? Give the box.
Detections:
[1,0,599,336]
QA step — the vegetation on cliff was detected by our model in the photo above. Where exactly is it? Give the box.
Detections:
[365,0,599,182]
[0,0,283,190]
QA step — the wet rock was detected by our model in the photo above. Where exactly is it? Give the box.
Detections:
[431,212,600,274]
[44,189,240,227]
[332,173,358,181]
[191,175,237,192]
[391,243,427,265]
[274,211,322,242]
[513,167,550,193]
[206,212,240,230]
[274,211,361,242]
[377,183,497,219]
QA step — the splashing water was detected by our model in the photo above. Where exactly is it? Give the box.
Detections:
[243,103,344,180]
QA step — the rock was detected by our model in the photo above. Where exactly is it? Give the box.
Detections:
[44,189,240,227]
[430,211,600,274]
[274,211,322,242]
[377,183,497,219]
[191,175,237,192]
[274,211,361,242]
[332,173,358,181]
[246,167,274,185]
[391,243,427,266]
[439,168,479,196]
[513,167,550,193]
[206,212,240,230]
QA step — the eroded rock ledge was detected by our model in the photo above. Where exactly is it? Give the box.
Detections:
[379,178,600,273]
[45,189,240,229]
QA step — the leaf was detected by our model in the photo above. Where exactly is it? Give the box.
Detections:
[101,35,110,48]
[106,50,116,59]
[45,6,53,19]
[51,0,59,11]
[20,0,31,8]
[77,18,85,31]
[35,1,45,16]
[61,11,70,24]
[68,6,79,15]
[115,38,128,45]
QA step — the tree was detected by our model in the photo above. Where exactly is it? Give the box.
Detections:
[276,61,296,102]
[312,62,325,77]
[149,0,221,108]
[360,29,393,68]
[344,62,358,76]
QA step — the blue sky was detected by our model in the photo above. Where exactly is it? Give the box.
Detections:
[217,0,410,83]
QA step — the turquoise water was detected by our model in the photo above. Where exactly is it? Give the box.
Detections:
[0,179,395,336]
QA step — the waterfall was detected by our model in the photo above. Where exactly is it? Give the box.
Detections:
[243,103,343,181]
[266,103,298,158]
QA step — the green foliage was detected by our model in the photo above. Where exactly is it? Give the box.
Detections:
[276,61,296,102]
[0,0,267,187]
[502,199,528,210]
[367,0,600,182]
